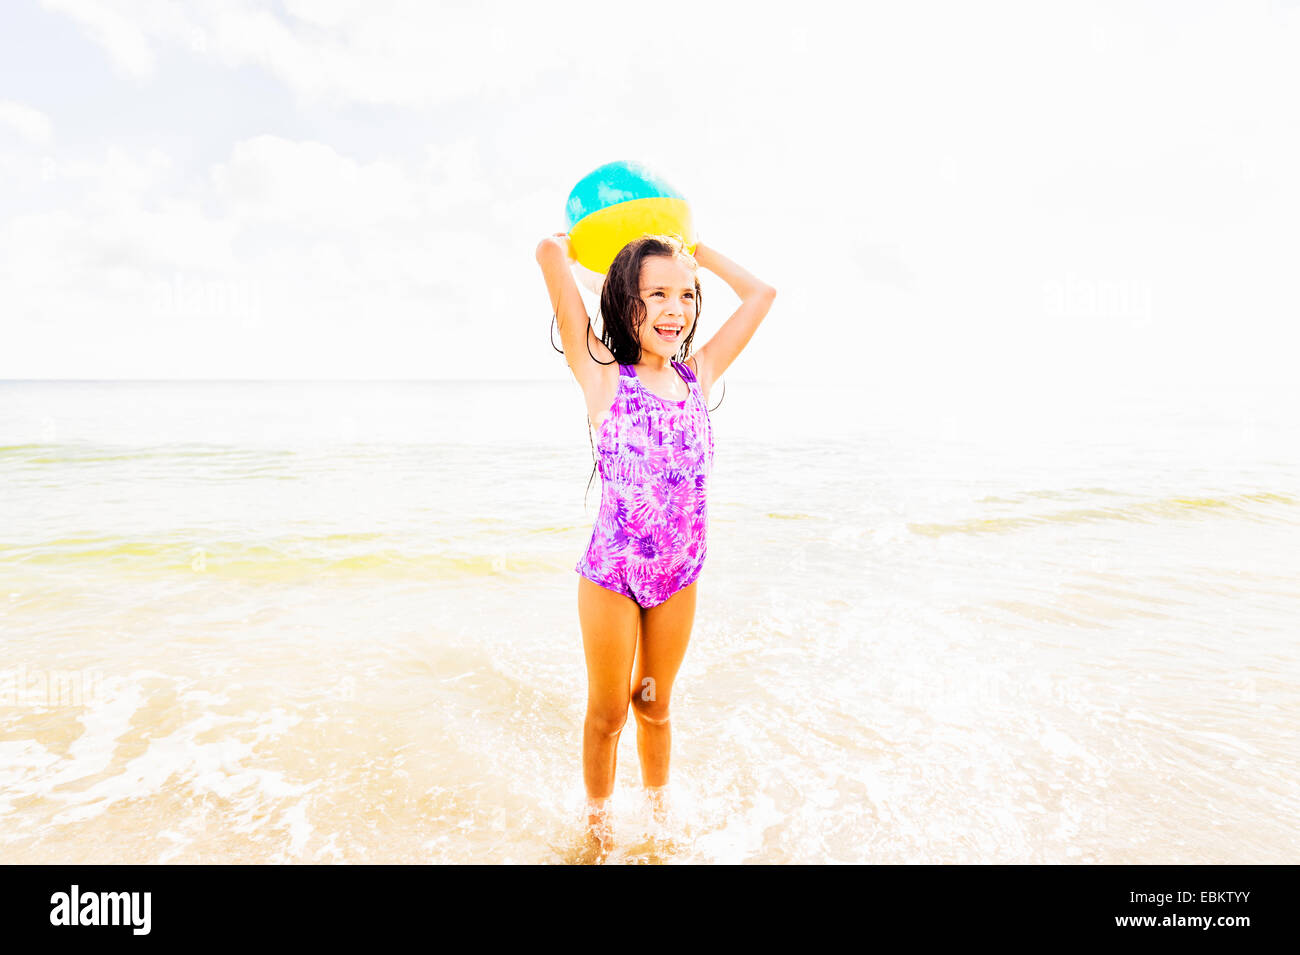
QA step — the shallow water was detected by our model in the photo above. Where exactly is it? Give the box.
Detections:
[1,378,1297,863]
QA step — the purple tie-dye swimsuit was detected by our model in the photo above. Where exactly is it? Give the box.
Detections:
[575,359,715,609]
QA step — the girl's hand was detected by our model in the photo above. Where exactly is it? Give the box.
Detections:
[691,238,710,269]
[549,232,573,260]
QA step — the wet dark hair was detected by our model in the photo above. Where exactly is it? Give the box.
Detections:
[549,234,726,506]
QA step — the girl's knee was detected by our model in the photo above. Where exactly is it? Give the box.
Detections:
[586,703,629,738]
[630,691,670,725]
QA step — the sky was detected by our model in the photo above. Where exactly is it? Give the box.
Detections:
[1,0,1297,392]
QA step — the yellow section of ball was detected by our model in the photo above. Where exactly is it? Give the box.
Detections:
[569,197,696,276]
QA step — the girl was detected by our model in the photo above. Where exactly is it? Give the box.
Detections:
[535,231,776,856]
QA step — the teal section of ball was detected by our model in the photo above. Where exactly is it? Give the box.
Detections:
[564,160,685,230]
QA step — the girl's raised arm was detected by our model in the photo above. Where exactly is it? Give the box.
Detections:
[690,242,776,392]
[536,234,609,392]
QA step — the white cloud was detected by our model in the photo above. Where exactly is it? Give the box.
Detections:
[1,131,512,377]
[207,134,498,297]
[40,0,164,77]
[215,136,411,226]
[0,101,54,146]
[41,0,587,106]
[36,0,840,109]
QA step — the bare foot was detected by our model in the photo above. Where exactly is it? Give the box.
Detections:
[645,785,669,826]
[584,802,613,862]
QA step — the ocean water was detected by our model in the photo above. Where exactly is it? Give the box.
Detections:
[0,377,1297,864]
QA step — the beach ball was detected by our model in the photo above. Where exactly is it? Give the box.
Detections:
[565,160,696,293]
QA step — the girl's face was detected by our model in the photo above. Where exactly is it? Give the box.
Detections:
[636,254,698,360]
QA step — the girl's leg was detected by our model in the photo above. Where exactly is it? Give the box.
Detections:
[629,580,698,798]
[577,576,640,838]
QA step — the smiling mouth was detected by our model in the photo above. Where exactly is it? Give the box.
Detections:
[653,325,682,341]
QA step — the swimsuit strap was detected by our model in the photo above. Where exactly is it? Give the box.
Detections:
[618,363,636,377]
[674,359,698,384]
